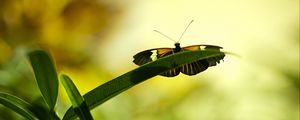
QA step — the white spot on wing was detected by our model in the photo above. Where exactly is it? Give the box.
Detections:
[200,46,206,50]
[150,50,158,61]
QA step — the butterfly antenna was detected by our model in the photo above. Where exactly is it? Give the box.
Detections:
[153,30,177,42]
[177,20,194,42]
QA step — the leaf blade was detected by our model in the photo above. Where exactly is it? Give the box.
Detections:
[28,50,59,110]
[60,74,93,120]
[63,50,225,120]
[0,93,38,120]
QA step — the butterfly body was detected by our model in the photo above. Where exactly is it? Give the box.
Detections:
[133,43,225,77]
[173,43,181,53]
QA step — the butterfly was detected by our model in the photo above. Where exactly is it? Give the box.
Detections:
[133,20,225,77]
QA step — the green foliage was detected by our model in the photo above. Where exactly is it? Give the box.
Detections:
[63,50,225,119]
[60,74,93,120]
[0,49,225,120]
[0,93,38,120]
[28,50,59,110]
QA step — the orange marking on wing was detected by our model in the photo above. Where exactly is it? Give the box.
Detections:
[182,45,201,51]
[157,48,173,57]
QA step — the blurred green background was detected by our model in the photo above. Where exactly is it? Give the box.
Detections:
[0,0,299,120]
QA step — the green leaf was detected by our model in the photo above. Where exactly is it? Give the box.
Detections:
[28,50,59,110]
[0,92,38,120]
[63,50,225,120]
[60,74,93,120]
[60,75,84,107]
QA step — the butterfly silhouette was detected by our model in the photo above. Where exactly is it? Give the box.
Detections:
[133,20,225,77]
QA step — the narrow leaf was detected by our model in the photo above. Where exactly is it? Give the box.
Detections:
[28,50,59,110]
[63,50,225,120]
[60,74,93,120]
[0,92,38,120]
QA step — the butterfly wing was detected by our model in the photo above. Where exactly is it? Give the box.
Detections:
[182,44,223,51]
[160,68,181,77]
[133,48,173,66]
[181,60,209,75]
[133,48,181,77]
[180,45,225,76]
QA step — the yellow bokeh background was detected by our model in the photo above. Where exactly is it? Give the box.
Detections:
[0,0,299,120]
